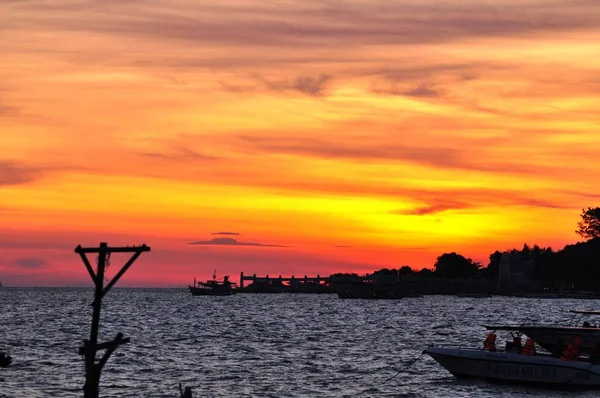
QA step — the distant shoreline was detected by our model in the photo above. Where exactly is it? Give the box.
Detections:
[0,286,188,289]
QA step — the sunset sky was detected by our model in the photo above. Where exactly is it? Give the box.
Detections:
[1,0,600,286]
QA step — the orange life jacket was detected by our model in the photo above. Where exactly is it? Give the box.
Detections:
[561,336,583,361]
[483,332,497,351]
[521,338,536,355]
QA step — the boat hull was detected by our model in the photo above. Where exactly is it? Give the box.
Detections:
[188,286,236,296]
[337,290,402,299]
[425,346,600,387]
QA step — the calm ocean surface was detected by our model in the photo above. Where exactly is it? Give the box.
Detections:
[1,288,599,397]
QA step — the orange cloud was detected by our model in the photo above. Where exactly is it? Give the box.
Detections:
[1,0,599,285]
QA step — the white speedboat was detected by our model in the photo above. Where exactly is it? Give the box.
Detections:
[486,310,600,355]
[425,345,600,387]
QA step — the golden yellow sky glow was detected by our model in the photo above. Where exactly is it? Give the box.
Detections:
[2,0,600,286]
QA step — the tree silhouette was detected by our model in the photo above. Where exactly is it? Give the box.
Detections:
[398,265,414,277]
[434,252,481,278]
[482,250,503,279]
[418,268,434,278]
[520,243,531,260]
[576,207,600,241]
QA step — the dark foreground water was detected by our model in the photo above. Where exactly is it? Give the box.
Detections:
[0,288,599,397]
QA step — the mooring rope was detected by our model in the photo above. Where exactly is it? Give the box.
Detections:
[380,351,426,384]
[354,350,426,396]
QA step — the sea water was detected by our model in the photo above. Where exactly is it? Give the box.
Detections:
[0,288,597,397]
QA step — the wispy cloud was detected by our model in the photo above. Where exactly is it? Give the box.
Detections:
[7,1,599,51]
[237,135,463,168]
[259,74,332,97]
[217,79,257,93]
[233,135,561,176]
[391,190,569,216]
[0,160,38,186]
[218,74,332,97]
[395,200,471,216]
[137,146,218,161]
[0,104,19,117]
[372,81,443,98]
[212,231,240,236]
[13,257,47,269]
[400,83,442,98]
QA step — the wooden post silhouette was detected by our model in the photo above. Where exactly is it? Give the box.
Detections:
[75,242,151,398]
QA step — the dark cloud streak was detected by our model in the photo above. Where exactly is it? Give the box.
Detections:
[395,200,471,216]
[0,160,38,186]
[0,104,19,117]
[391,191,569,216]
[137,146,218,161]
[188,237,289,247]
[219,74,332,96]
[372,82,443,98]
[234,135,567,177]
[260,74,331,97]
[6,1,599,51]
[237,136,463,169]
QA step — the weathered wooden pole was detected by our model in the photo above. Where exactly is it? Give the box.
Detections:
[75,242,150,398]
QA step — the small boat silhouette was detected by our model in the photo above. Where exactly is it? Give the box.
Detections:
[188,272,237,296]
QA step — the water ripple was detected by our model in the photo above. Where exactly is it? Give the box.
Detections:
[1,289,600,397]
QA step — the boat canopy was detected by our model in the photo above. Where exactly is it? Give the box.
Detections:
[484,325,521,331]
[570,310,600,315]
[485,310,600,330]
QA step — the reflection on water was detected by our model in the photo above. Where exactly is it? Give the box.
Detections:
[0,288,598,397]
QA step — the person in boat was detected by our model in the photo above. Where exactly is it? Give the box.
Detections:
[551,337,566,357]
[521,338,536,355]
[504,332,522,353]
[483,332,496,351]
[561,336,584,361]
[511,332,522,352]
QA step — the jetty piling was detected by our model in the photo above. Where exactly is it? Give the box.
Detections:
[75,242,151,398]
[239,272,332,293]
[240,272,329,286]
